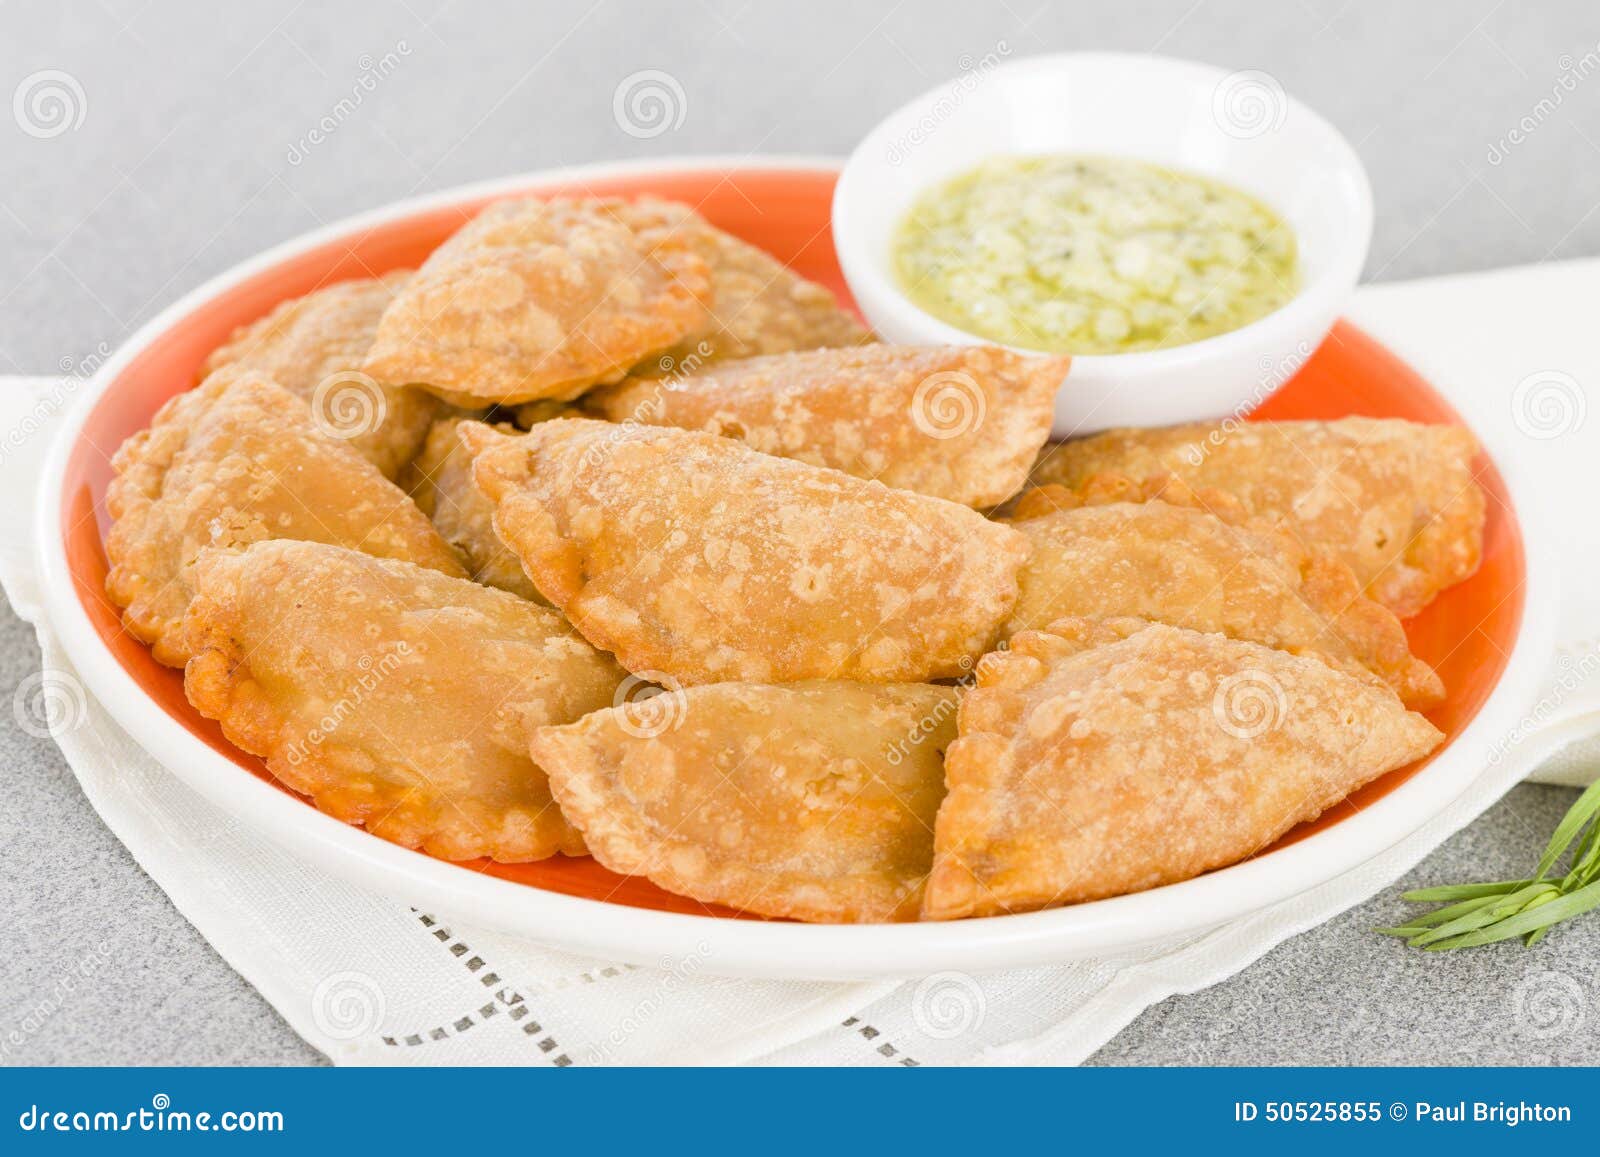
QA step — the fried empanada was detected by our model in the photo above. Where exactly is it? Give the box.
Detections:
[619,198,871,367]
[923,618,1443,920]
[587,344,1064,507]
[200,273,439,479]
[184,540,624,862]
[508,200,868,430]
[105,370,465,666]
[529,681,956,922]
[465,418,1029,684]
[409,417,544,603]
[362,197,712,407]
[1029,418,1485,617]
[1004,477,1443,707]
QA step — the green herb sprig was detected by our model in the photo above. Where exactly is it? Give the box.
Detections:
[1379,779,1600,951]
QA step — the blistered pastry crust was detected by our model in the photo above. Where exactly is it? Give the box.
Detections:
[466,418,1030,685]
[924,617,1443,919]
[105,369,464,666]
[1030,418,1485,617]
[531,681,956,922]
[183,541,623,862]
[200,272,439,479]
[590,344,1064,507]
[362,198,713,406]
[1004,475,1443,707]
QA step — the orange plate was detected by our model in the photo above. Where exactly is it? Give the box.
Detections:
[60,165,1524,919]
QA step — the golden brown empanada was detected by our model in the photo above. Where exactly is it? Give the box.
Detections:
[362,197,712,407]
[509,201,869,430]
[200,273,439,479]
[409,418,544,603]
[529,681,956,922]
[105,370,465,667]
[465,418,1029,685]
[620,198,872,367]
[587,344,1064,507]
[183,540,624,862]
[923,617,1443,920]
[1004,477,1443,707]
[1029,418,1484,617]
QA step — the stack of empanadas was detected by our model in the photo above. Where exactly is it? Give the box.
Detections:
[104,193,1485,923]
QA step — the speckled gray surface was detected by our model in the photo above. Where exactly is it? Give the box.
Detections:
[3,0,1599,1066]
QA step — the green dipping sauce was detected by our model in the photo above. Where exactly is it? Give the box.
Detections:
[892,155,1300,355]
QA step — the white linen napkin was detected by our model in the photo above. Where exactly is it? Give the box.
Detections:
[6,259,1600,1066]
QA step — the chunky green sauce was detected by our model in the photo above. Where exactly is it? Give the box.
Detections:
[892,155,1300,355]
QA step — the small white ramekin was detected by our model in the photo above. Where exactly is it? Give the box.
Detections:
[833,52,1373,438]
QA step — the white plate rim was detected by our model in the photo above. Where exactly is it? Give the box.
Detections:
[35,154,1561,980]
